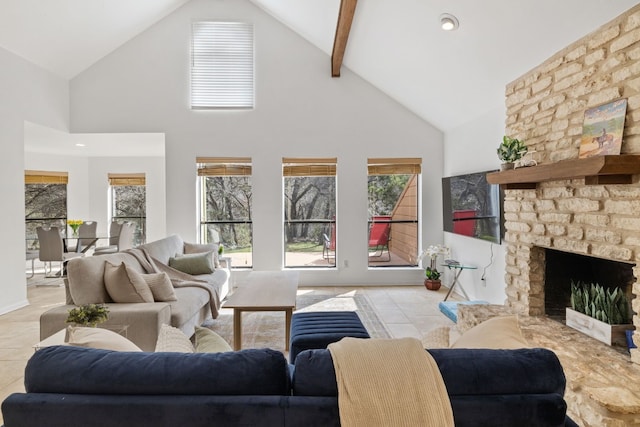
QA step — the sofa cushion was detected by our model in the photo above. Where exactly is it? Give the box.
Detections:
[142,272,177,302]
[169,251,215,275]
[66,253,145,305]
[450,316,529,349]
[168,287,210,328]
[25,345,291,396]
[66,326,142,352]
[194,326,232,353]
[137,234,184,265]
[155,324,195,353]
[184,242,221,268]
[104,262,154,303]
[292,348,566,397]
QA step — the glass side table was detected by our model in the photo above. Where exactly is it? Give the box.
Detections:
[441,263,477,301]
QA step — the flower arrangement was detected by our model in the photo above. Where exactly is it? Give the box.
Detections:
[420,244,450,281]
[67,219,83,235]
[66,304,109,327]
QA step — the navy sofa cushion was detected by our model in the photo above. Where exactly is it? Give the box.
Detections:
[293,347,566,396]
[292,347,569,427]
[25,346,290,396]
[289,311,370,363]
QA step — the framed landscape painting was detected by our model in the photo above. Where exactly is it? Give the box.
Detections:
[579,98,627,158]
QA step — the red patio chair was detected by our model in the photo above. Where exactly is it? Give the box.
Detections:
[368,215,391,261]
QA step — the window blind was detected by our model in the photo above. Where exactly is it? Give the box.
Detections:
[24,170,68,184]
[191,21,254,109]
[367,158,422,175]
[282,158,337,177]
[108,173,146,186]
[197,157,252,176]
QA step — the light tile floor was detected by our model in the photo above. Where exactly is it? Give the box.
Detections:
[0,277,458,424]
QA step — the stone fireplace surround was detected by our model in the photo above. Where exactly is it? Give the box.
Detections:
[498,3,640,363]
[490,5,640,425]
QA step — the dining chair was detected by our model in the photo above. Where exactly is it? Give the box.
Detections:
[36,226,84,277]
[66,221,98,253]
[93,221,123,254]
[93,222,135,255]
[26,250,39,278]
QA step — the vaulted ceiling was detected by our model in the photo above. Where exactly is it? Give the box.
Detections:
[1,0,637,131]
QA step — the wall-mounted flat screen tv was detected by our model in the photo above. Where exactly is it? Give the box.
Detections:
[442,171,504,244]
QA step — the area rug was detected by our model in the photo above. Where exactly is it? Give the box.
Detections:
[203,288,390,355]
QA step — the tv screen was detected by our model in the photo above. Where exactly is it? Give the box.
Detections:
[442,171,504,244]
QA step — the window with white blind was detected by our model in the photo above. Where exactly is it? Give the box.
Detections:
[191,21,254,109]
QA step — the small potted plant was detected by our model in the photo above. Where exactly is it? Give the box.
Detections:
[66,304,110,327]
[497,136,527,170]
[421,245,450,291]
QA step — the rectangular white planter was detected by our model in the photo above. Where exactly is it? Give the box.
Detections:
[565,307,632,346]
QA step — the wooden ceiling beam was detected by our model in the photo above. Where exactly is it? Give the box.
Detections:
[331,0,358,77]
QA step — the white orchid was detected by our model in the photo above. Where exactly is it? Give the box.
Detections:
[420,245,450,271]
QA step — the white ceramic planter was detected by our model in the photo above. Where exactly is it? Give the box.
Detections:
[565,307,632,346]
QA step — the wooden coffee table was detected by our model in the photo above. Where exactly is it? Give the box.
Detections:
[223,271,299,351]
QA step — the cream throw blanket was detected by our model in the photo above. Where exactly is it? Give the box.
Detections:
[327,337,454,427]
[125,247,222,317]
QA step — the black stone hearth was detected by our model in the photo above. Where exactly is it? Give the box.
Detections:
[544,248,635,319]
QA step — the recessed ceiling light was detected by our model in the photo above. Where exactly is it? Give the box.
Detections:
[75,143,86,147]
[440,13,459,31]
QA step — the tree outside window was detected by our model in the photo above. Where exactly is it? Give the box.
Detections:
[283,158,336,268]
[198,158,253,268]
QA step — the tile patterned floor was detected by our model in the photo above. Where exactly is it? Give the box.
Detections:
[0,278,457,424]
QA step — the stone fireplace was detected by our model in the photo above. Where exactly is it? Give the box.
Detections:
[497,4,640,365]
[482,5,640,424]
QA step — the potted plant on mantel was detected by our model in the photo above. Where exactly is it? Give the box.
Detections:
[566,280,633,346]
[421,245,450,291]
[497,136,527,170]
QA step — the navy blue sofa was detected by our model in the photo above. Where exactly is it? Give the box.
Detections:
[2,345,577,427]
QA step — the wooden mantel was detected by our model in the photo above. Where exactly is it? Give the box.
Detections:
[486,155,640,189]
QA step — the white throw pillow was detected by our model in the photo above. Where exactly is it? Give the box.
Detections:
[66,326,142,352]
[155,324,195,353]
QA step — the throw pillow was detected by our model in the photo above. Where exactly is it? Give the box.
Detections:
[184,242,221,268]
[103,262,154,303]
[450,315,529,349]
[142,272,177,302]
[194,326,232,353]
[66,326,142,352]
[168,251,215,275]
[155,324,195,353]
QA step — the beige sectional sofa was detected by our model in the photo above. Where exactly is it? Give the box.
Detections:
[39,235,230,351]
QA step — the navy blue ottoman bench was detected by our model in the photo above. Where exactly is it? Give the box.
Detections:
[289,311,370,362]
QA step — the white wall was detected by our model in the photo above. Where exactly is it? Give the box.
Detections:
[443,106,508,304]
[70,0,444,286]
[0,47,68,314]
